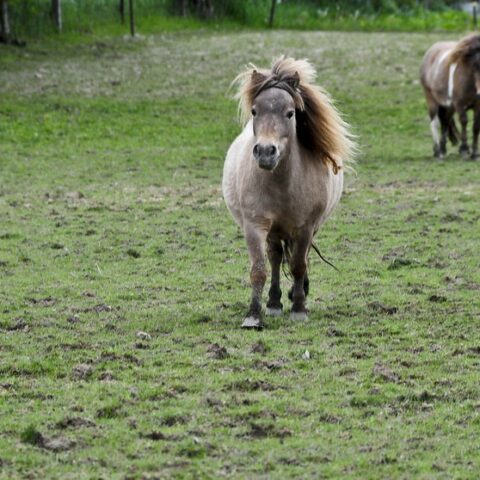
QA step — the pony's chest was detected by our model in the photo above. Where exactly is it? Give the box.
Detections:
[241,181,325,227]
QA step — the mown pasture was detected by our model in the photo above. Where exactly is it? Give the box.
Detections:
[0,29,479,478]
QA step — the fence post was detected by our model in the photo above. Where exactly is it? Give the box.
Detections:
[268,0,276,28]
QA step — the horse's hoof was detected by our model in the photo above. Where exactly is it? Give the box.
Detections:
[241,316,263,329]
[266,307,282,317]
[290,311,308,321]
[460,146,470,158]
[469,153,479,161]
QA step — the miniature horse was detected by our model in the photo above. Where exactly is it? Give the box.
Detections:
[421,33,480,159]
[222,57,355,329]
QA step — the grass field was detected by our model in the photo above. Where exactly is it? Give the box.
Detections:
[1,28,480,479]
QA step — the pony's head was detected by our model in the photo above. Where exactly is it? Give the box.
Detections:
[451,34,480,94]
[249,70,299,171]
[234,56,355,173]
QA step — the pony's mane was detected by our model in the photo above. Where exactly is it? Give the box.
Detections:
[233,56,356,173]
[450,33,480,63]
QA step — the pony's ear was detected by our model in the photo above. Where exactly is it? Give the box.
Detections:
[287,71,300,89]
[251,69,267,84]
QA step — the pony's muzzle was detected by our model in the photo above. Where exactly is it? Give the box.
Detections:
[253,143,278,171]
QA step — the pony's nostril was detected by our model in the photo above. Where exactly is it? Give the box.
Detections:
[268,145,277,157]
[253,144,260,157]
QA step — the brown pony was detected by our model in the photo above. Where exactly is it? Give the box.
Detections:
[222,57,355,329]
[420,33,480,159]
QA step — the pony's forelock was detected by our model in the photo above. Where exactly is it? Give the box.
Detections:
[233,56,356,172]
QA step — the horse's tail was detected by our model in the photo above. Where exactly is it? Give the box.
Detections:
[281,240,338,277]
[438,106,459,146]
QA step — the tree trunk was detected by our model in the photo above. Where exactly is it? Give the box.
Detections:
[119,0,125,24]
[51,0,62,33]
[129,0,135,37]
[196,0,213,19]
[0,0,11,44]
[268,0,276,28]
[173,0,187,16]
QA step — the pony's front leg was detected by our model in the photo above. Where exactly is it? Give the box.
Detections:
[242,224,268,329]
[289,230,313,321]
[266,238,283,317]
[471,108,480,160]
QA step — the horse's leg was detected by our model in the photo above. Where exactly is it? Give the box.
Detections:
[266,238,283,317]
[242,223,267,329]
[458,108,470,157]
[471,107,480,160]
[438,106,453,156]
[424,89,442,158]
[289,230,312,321]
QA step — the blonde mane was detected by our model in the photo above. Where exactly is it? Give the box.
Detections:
[233,56,356,173]
[450,33,480,64]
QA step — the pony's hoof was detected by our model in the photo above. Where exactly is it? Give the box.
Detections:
[241,316,263,329]
[460,146,470,158]
[470,153,479,161]
[290,311,308,321]
[266,307,282,317]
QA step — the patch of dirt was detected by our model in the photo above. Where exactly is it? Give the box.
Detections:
[96,404,124,419]
[207,343,229,360]
[368,301,398,315]
[227,379,278,392]
[327,325,346,337]
[21,426,75,451]
[428,294,447,303]
[126,248,141,258]
[26,297,57,307]
[387,258,415,270]
[72,363,93,380]
[319,413,342,424]
[5,318,29,331]
[203,396,225,409]
[250,340,268,354]
[252,359,286,371]
[55,417,96,429]
[160,415,189,427]
[373,362,400,383]
[141,431,180,441]
[241,422,292,439]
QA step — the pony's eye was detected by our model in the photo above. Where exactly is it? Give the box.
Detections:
[287,110,295,119]
[251,108,257,117]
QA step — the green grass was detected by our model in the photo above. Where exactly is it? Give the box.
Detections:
[1,28,480,478]
[7,4,476,38]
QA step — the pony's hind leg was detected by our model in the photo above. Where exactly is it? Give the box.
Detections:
[471,107,480,159]
[266,238,283,317]
[438,106,455,156]
[288,231,312,321]
[458,108,470,157]
[288,272,309,301]
[242,223,268,329]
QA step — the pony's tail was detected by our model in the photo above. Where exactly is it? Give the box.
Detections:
[280,240,338,278]
[438,106,459,146]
